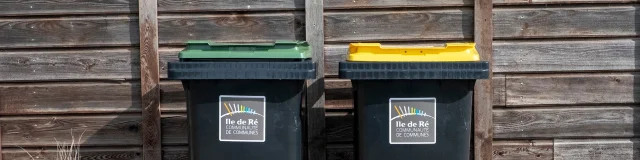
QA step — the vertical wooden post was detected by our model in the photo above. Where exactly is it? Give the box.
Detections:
[305,0,326,160]
[138,0,161,159]
[473,0,493,160]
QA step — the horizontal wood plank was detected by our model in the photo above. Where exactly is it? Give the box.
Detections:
[2,147,142,160]
[325,5,639,42]
[494,39,640,73]
[0,13,302,48]
[327,106,640,141]
[0,82,140,115]
[1,115,142,147]
[324,9,473,42]
[0,0,137,16]
[0,0,304,16]
[495,106,640,138]
[554,139,640,160]
[0,81,184,115]
[506,73,640,106]
[324,0,638,9]
[325,140,553,160]
[3,146,188,160]
[493,5,639,39]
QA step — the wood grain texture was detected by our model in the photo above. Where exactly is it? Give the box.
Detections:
[324,0,637,9]
[325,141,552,160]
[0,0,137,16]
[0,16,139,48]
[158,12,305,45]
[1,115,141,147]
[554,139,640,160]
[138,0,161,158]
[506,73,640,106]
[494,106,640,138]
[0,13,302,48]
[0,48,140,81]
[305,0,326,159]
[324,5,639,42]
[493,140,553,160]
[3,146,189,160]
[159,0,303,12]
[324,9,473,42]
[493,5,639,39]
[324,0,473,9]
[494,38,640,73]
[2,147,142,160]
[0,81,186,115]
[160,114,187,145]
[323,78,506,109]
[474,0,493,159]
[0,82,140,115]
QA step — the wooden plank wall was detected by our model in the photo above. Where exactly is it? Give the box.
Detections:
[322,0,640,160]
[0,0,305,159]
[1,0,639,160]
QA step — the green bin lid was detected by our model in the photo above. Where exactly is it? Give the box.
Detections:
[179,40,311,59]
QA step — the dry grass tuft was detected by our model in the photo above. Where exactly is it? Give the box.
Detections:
[17,129,85,160]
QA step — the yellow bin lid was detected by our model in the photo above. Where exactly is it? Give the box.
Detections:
[347,43,480,62]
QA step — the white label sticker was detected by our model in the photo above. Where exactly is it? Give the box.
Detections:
[219,95,266,142]
[389,98,436,144]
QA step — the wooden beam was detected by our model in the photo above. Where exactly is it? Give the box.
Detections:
[474,0,493,160]
[138,0,161,159]
[305,0,326,159]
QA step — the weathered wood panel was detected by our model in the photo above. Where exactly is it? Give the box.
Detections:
[494,39,640,73]
[554,139,640,160]
[0,13,302,48]
[160,114,188,145]
[506,73,640,106]
[324,9,473,42]
[3,146,189,160]
[0,48,140,81]
[493,5,639,39]
[159,0,304,12]
[494,106,640,138]
[325,5,639,42]
[327,106,640,141]
[324,77,506,109]
[2,147,142,160]
[1,115,141,147]
[0,0,304,16]
[324,0,638,9]
[0,81,185,115]
[0,0,137,16]
[325,140,553,160]
[158,12,304,45]
[493,140,553,160]
[0,82,140,115]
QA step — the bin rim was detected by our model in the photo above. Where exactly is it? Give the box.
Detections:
[167,61,317,80]
[338,61,489,80]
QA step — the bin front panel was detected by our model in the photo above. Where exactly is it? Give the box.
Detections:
[354,80,473,160]
[185,80,304,160]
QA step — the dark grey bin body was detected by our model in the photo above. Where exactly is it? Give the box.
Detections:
[339,62,489,160]
[168,60,316,160]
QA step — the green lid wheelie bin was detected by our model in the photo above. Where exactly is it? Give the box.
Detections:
[167,40,316,160]
[338,43,489,160]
